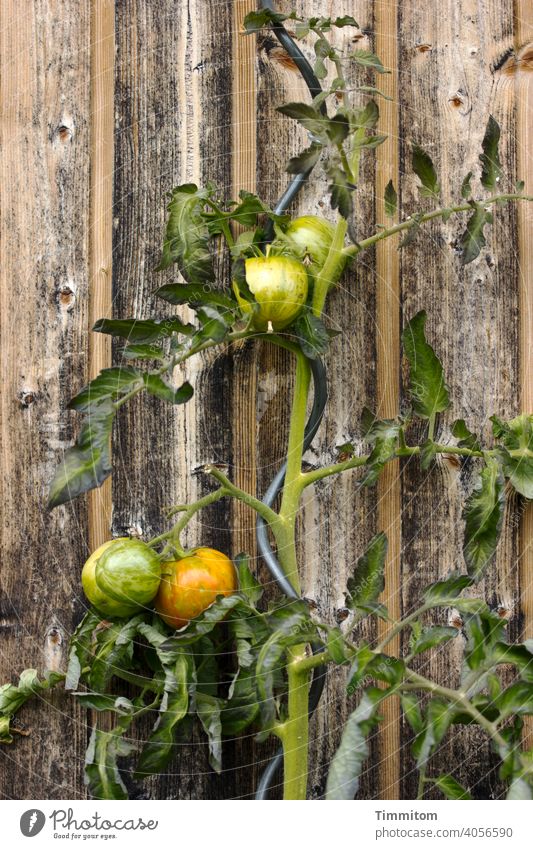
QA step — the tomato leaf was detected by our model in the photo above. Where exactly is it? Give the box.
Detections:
[235,553,263,607]
[325,687,383,799]
[350,50,389,74]
[423,572,473,605]
[287,143,323,175]
[142,374,193,405]
[412,144,440,199]
[497,681,533,720]
[65,611,102,690]
[196,694,223,773]
[432,774,472,800]
[47,401,115,509]
[84,723,134,800]
[157,184,214,283]
[294,311,331,359]
[68,367,142,413]
[277,103,330,143]
[93,316,193,344]
[0,669,63,743]
[134,655,189,778]
[461,171,473,199]
[384,179,397,217]
[491,413,533,499]
[155,282,234,309]
[402,311,450,419]
[410,626,458,656]
[401,692,423,734]
[463,459,504,580]
[479,115,503,191]
[452,418,481,452]
[416,698,454,768]
[345,532,387,612]
[459,203,493,265]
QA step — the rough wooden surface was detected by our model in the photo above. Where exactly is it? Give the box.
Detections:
[0,0,530,800]
[0,0,91,798]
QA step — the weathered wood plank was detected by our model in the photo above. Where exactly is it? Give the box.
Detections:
[397,0,520,799]
[112,0,238,799]
[515,1,533,748]
[254,0,380,798]
[0,0,91,799]
[88,0,115,551]
[374,0,401,800]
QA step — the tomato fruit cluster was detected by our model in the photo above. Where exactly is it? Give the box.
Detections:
[82,539,237,630]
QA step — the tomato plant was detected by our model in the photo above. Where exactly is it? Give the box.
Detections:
[2,3,533,802]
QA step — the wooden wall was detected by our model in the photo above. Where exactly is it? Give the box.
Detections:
[0,0,531,799]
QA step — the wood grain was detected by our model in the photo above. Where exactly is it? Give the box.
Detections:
[88,0,115,551]
[374,0,401,800]
[515,0,533,747]
[0,0,91,798]
[0,0,531,801]
[398,0,520,799]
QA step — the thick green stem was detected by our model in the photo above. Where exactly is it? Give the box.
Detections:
[278,645,310,800]
[312,217,348,317]
[276,351,312,595]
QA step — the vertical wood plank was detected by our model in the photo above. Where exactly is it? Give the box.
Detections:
[88,0,115,551]
[0,0,91,798]
[515,1,533,746]
[374,0,401,800]
[398,0,519,798]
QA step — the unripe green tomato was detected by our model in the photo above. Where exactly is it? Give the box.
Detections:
[244,255,308,329]
[81,539,139,618]
[95,538,161,608]
[284,215,336,268]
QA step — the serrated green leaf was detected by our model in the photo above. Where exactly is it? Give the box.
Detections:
[65,611,102,690]
[294,311,330,359]
[401,692,423,734]
[47,401,115,509]
[410,626,458,656]
[351,50,389,74]
[402,311,450,419]
[277,103,330,143]
[412,145,440,198]
[491,414,533,499]
[68,367,142,413]
[327,628,349,664]
[155,282,235,309]
[287,143,323,175]
[134,655,189,778]
[497,681,533,719]
[157,184,214,283]
[0,668,63,742]
[242,9,292,33]
[85,724,134,800]
[459,203,492,264]
[142,374,193,405]
[432,774,472,800]
[327,165,354,219]
[480,115,503,191]
[93,317,193,344]
[452,418,481,451]
[235,553,263,607]
[196,694,223,773]
[345,533,387,612]
[461,171,473,199]
[325,687,383,799]
[423,573,474,605]
[417,698,454,768]
[384,180,397,217]
[334,15,359,27]
[463,459,504,580]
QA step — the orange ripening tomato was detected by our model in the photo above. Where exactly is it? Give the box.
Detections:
[155,547,238,629]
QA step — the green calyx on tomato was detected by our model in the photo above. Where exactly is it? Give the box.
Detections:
[240,254,308,330]
[90,538,161,612]
[155,547,238,629]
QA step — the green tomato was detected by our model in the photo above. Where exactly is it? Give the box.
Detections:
[244,255,308,329]
[283,215,336,269]
[81,540,139,618]
[94,538,161,608]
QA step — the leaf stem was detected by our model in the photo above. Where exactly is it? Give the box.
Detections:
[342,193,533,258]
[203,465,280,528]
